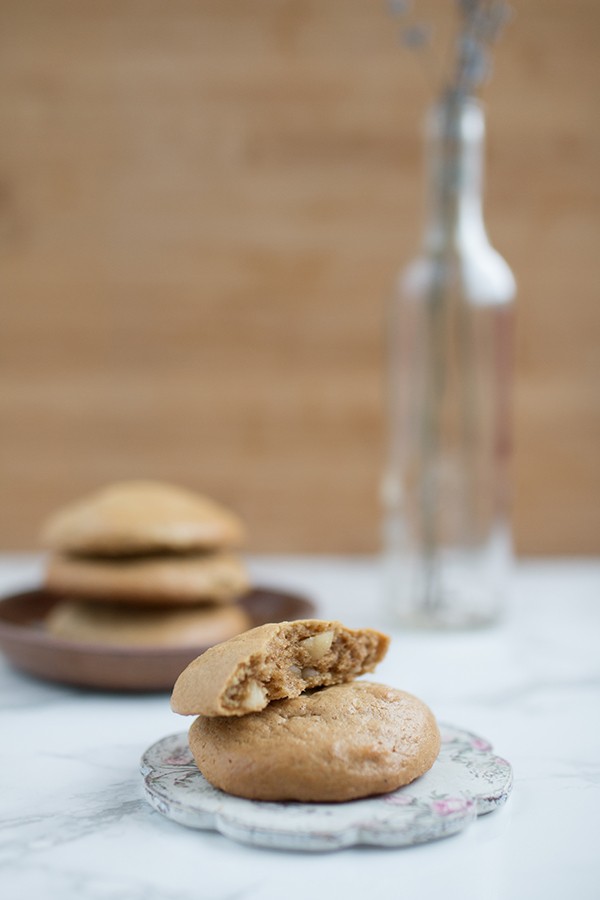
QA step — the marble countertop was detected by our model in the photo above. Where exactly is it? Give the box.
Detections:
[1,555,599,900]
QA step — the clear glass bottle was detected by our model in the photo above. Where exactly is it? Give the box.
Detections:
[382,95,516,628]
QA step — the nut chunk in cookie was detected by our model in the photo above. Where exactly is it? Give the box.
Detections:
[171,619,390,716]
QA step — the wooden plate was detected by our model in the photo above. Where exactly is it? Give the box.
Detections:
[0,587,315,692]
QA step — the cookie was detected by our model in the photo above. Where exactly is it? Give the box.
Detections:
[46,599,251,648]
[188,681,440,802]
[45,551,249,606]
[171,619,389,716]
[41,481,245,556]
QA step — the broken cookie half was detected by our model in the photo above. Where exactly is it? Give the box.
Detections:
[170,619,390,716]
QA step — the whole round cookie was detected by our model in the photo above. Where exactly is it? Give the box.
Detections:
[189,681,440,802]
[46,600,251,648]
[45,551,249,606]
[41,481,245,556]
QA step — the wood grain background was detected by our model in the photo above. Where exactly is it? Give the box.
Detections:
[0,1,598,553]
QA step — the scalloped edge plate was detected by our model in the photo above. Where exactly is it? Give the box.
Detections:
[141,723,512,851]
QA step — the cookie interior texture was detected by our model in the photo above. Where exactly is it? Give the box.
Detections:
[44,551,249,606]
[188,682,441,802]
[171,619,390,716]
[46,600,251,648]
[41,480,245,556]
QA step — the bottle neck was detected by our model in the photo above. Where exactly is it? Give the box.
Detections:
[423,96,489,255]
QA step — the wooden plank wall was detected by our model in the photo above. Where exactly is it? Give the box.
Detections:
[0,0,598,553]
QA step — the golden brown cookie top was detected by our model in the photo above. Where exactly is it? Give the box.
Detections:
[189,682,441,802]
[171,618,390,716]
[41,481,245,556]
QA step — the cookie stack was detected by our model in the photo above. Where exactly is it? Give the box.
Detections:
[171,619,441,802]
[42,481,252,648]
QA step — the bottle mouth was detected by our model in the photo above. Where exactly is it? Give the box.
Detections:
[426,96,485,144]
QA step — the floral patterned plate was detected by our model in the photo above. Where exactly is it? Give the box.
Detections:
[140,724,512,851]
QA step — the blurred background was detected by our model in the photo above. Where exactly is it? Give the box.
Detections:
[0,0,598,554]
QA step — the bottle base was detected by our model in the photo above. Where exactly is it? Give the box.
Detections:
[387,606,503,631]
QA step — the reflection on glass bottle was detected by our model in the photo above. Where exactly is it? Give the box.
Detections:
[383,95,515,628]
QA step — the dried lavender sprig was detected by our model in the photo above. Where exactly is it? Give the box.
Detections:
[400,22,433,50]
[452,0,512,96]
[387,0,412,16]
[387,0,512,99]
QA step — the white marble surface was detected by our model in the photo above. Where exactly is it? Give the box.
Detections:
[1,555,599,900]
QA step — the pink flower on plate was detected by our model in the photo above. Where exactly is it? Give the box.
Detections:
[383,792,415,807]
[470,737,492,752]
[432,797,472,816]
[164,753,193,766]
